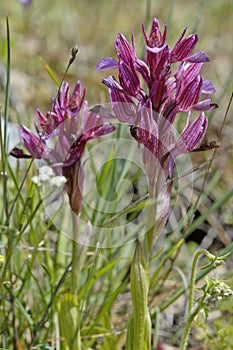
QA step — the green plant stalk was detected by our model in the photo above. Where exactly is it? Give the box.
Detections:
[71,211,81,294]
[145,157,171,256]
[180,295,206,350]
[126,240,151,350]
[180,249,226,350]
[0,16,11,225]
[4,16,10,154]
[157,241,233,314]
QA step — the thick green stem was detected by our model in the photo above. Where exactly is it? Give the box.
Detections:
[126,240,151,350]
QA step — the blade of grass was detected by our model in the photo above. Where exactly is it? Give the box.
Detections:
[0,16,11,224]
[4,284,34,327]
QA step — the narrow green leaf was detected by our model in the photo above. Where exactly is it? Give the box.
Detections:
[4,284,34,327]
[41,59,60,86]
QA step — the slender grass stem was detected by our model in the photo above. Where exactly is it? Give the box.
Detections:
[180,249,223,350]
[0,16,11,224]
[28,260,72,349]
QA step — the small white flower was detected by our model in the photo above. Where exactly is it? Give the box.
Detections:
[31,175,41,186]
[39,165,55,178]
[50,176,67,187]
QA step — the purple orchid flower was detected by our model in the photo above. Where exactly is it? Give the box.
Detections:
[97,17,217,170]
[10,81,115,214]
[97,17,218,250]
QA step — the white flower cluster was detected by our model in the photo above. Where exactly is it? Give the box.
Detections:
[32,165,67,187]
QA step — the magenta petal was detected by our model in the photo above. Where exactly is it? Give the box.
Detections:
[68,81,86,117]
[58,81,69,109]
[20,125,47,159]
[115,33,135,63]
[135,58,150,84]
[201,80,216,94]
[86,123,116,139]
[171,34,198,62]
[64,123,115,167]
[119,60,140,96]
[177,76,203,111]
[36,108,47,129]
[184,50,210,63]
[102,76,124,92]
[96,57,119,70]
[193,99,218,110]
[110,90,136,123]
[176,112,208,154]
[175,62,203,82]
[64,135,87,166]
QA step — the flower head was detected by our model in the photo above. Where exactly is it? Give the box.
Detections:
[97,18,218,248]
[97,17,218,173]
[10,81,115,214]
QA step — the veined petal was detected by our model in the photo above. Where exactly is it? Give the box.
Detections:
[175,62,203,82]
[20,125,47,159]
[119,60,140,96]
[111,94,136,117]
[142,18,167,47]
[201,80,216,94]
[36,108,47,132]
[110,89,136,123]
[102,76,124,92]
[184,50,210,63]
[64,122,115,167]
[36,108,64,137]
[193,99,218,110]
[135,58,150,85]
[115,33,135,63]
[58,81,69,110]
[130,100,160,158]
[82,102,115,139]
[175,112,208,154]
[68,80,85,117]
[96,57,118,70]
[170,34,198,63]
[176,76,203,111]
[86,123,116,139]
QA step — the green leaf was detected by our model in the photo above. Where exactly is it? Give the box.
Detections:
[126,240,151,350]
[59,292,81,350]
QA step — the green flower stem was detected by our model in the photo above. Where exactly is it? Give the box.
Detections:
[144,191,157,257]
[180,249,219,350]
[126,240,151,350]
[71,212,81,294]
